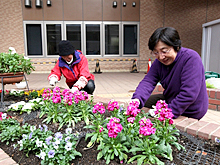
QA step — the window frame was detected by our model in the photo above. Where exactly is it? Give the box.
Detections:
[103,22,121,57]
[23,21,45,57]
[122,22,139,57]
[83,21,103,57]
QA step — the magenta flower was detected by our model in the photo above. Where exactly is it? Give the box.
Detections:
[127,117,135,123]
[154,100,174,124]
[52,95,61,104]
[139,117,156,136]
[129,100,140,108]
[107,100,119,111]
[42,88,52,100]
[139,117,153,127]
[107,117,123,138]
[99,126,104,133]
[93,102,106,114]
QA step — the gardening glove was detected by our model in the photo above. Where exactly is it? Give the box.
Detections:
[73,76,88,90]
[49,77,58,86]
[70,86,79,93]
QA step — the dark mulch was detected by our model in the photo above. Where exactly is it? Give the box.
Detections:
[0,95,219,165]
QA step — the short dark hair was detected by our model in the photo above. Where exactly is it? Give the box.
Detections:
[148,27,181,52]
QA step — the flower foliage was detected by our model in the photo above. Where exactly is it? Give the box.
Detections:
[40,87,93,130]
[0,49,35,74]
[85,99,184,165]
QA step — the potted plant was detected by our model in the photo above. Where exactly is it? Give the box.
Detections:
[0,47,35,85]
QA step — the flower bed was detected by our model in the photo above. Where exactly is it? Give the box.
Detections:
[0,87,219,165]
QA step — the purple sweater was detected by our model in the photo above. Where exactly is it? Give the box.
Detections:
[132,47,208,119]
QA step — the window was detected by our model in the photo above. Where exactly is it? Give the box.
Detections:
[105,24,119,55]
[46,24,62,56]
[66,24,81,50]
[24,22,44,56]
[85,24,101,55]
[123,24,138,55]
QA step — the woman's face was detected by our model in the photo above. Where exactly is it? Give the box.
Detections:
[152,41,177,66]
[61,54,73,62]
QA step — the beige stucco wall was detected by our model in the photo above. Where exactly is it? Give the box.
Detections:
[0,0,24,54]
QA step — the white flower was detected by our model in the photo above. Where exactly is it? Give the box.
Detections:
[13,144,17,149]
[37,150,46,160]
[22,134,28,140]
[9,47,16,54]
[2,113,7,119]
[65,128,72,134]
[42,143,48,149]
[22,103,34,110]
[148,109,156,117]
[52,140,60,150]
[18,140,23,147]
[30,126,36,132]
[65,142,72,151]
[36,138,43,147]
[10,89,17,95]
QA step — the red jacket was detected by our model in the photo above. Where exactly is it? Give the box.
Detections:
[48,50,94,88]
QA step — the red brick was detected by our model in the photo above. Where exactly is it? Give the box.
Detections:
[173,116,188,125]
[210,127,220,141]
[197,123,220,140]
[216,91,220,99]
[209,90,216,99]
[209,98,220,105]
[186,121,209,137]
[175,118,198,132]
[207,90,210,97]
[208,104,217,110]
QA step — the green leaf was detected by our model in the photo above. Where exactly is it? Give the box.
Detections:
[113,148,118,156]
[91,133,98,143]
[97,151,103,160]
[137,155,147,165]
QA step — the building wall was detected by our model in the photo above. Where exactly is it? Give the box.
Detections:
[1,0,220,72]
[0,0,24,54]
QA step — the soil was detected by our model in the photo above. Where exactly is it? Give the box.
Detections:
[0,95,220,165]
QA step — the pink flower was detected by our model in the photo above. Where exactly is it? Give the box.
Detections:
[107,100,119,111]
[127,117,135,123]
[52,95,61,104]
[99,126,104,133]
[93,102,106,114]
[107,117,123,138]
[129,100,140,108]
[169,119,174,125]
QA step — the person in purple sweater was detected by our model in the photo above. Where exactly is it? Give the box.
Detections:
[132,27,208,119]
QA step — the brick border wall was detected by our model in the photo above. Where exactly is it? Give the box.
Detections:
[153,85,220,112]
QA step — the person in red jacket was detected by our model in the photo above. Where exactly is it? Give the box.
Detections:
[48,40,95,94]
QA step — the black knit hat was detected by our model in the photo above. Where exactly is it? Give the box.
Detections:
[58,40,74,56]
